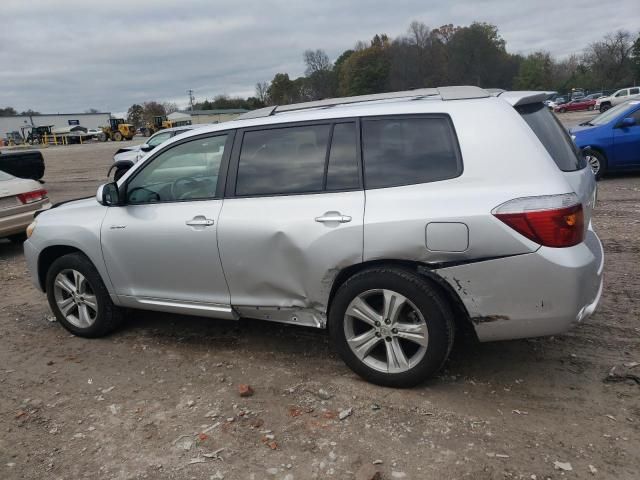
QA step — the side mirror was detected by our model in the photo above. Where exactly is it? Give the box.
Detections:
[621,117,636,128]
[140,143,154,152]
[96,182,120,206]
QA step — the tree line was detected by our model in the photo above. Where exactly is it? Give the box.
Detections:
[3,20,639,117]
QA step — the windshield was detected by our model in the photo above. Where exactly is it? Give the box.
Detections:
[591,102,639,126]
[148,131,172,147]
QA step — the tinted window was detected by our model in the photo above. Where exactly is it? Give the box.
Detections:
[517,103,586,171]
[362,117,461,189]
[236,124,330,196]
[127,135,227,204]
[326,123,359,190]
[630,88,640,95]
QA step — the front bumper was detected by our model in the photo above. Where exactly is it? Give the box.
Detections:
[437,229,604,342]
[24,238,42,291]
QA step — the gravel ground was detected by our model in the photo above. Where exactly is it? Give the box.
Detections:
[1,116,639,479]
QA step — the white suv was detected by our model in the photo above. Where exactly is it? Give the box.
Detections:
[24,87,603,387]
[595,87,640,112]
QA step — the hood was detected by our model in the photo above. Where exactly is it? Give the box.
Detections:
[569,124,596,134]
[49,196,97,212]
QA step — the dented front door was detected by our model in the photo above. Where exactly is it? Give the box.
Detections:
[217,191,364,320]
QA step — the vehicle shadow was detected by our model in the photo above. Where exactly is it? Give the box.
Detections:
[0,239,25,260]
[119,308,549,385]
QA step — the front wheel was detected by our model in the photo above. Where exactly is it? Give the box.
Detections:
[46,253,123,337]
[113,132,123,142]
[329,267,455,388]
[599,104,611,113]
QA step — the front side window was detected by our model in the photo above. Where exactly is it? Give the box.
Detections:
[362,117,461,189]
[236,124,330,196]
[148,131,172,147]
[126,134,227,204]
[616,90,628,97]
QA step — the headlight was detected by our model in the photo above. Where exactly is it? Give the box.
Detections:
[26,220,37,238]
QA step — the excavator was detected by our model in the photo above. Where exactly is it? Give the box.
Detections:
[99,118,136,142]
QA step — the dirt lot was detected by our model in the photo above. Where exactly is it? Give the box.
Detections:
[1,116,639,479]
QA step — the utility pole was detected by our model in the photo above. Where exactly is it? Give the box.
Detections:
[187,89,195,111]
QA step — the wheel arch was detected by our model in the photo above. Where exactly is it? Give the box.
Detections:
[38,245,84,292]
[327,259,477,340]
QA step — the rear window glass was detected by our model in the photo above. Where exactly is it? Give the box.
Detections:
[517,103,587,172]
[236,124,330,196]
[362,117,461,189]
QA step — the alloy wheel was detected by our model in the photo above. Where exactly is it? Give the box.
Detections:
[53,269,98,328]
[586,154,601,175]
[343,289,429,374]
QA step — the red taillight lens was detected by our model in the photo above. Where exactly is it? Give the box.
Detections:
[17,189,47,204]
[493,194,584,248]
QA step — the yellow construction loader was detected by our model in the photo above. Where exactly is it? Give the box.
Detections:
[99,118,136,141]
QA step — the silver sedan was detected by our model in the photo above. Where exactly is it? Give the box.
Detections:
[0,170,51,242]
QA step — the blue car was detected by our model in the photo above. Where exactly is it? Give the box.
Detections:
[570,100,640,179]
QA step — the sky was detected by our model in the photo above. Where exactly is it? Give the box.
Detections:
[1,0,638,114]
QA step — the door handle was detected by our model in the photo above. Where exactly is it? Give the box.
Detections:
[185,216,214,227]
[315,212,352,223]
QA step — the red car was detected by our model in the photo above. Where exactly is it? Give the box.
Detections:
[554,98,596,113]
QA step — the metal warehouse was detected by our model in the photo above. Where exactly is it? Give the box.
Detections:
[0,112,111,136]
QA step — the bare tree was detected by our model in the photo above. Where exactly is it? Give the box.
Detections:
[162,102,179,114]
[303,49,331,76]
[255,81,270,104]
[583,30,635,87]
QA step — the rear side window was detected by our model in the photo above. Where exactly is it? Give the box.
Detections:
[236,124,330,196]
[517,103,586,172]
[361,117,461,189]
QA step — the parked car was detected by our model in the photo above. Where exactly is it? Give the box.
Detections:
[595,87,640,112]
[554,98,597,113]
[0,150,45,180]
[584,93,603,100]
[571,100,640,179]
[546,96,567,109]
[110,125,201,180]
[0,170,50,242]
[23,86,603,387]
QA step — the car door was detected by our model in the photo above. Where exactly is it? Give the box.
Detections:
[101,131,236,318]
[217,121,364,325]
[612,105,640,168]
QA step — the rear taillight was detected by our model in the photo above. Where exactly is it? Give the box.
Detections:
[17,189,47,204]
[492,193,584,248]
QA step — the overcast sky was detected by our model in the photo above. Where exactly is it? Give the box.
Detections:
[1,0,638,114]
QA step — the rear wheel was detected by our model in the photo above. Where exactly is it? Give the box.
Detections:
[586,149,607,180]
[113,132,123,142]
[599,103,611,112]
[588,105,595,111]
[98,132,107,142]
[329,267,454,387]
[559,108,566,113]
[46,253,123,337]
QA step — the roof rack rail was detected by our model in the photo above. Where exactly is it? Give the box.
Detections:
[236,86,489,121]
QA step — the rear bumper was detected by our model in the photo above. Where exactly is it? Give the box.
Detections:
[0,202,51,238]
[437,229,604,342]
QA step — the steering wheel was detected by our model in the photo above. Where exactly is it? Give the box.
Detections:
[171,176,201,200]
[127,186,160,203]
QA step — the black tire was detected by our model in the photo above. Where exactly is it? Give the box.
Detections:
[599,103,611,113]
[45,253,123,338]
[587,149,607,180]
[8,233,27,244]
[329,267,455,388]
[559,108,566,113]
[114,132,123,142]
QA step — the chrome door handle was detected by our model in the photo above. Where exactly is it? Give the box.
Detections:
[185,216,214,227]
[315,212,352,223]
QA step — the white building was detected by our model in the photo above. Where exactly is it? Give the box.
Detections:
[0,112,111,136]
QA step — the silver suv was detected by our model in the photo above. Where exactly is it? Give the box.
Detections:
[24,87,604,387]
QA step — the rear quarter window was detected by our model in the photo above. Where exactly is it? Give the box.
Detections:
[516,103,587,172]
[361,116,462,189]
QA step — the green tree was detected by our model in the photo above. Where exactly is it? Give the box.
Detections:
[514,52,554,90]
[0,106,17,116]
[268,73,301,104]
[339,34,391,96]
[127,104,144,127]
